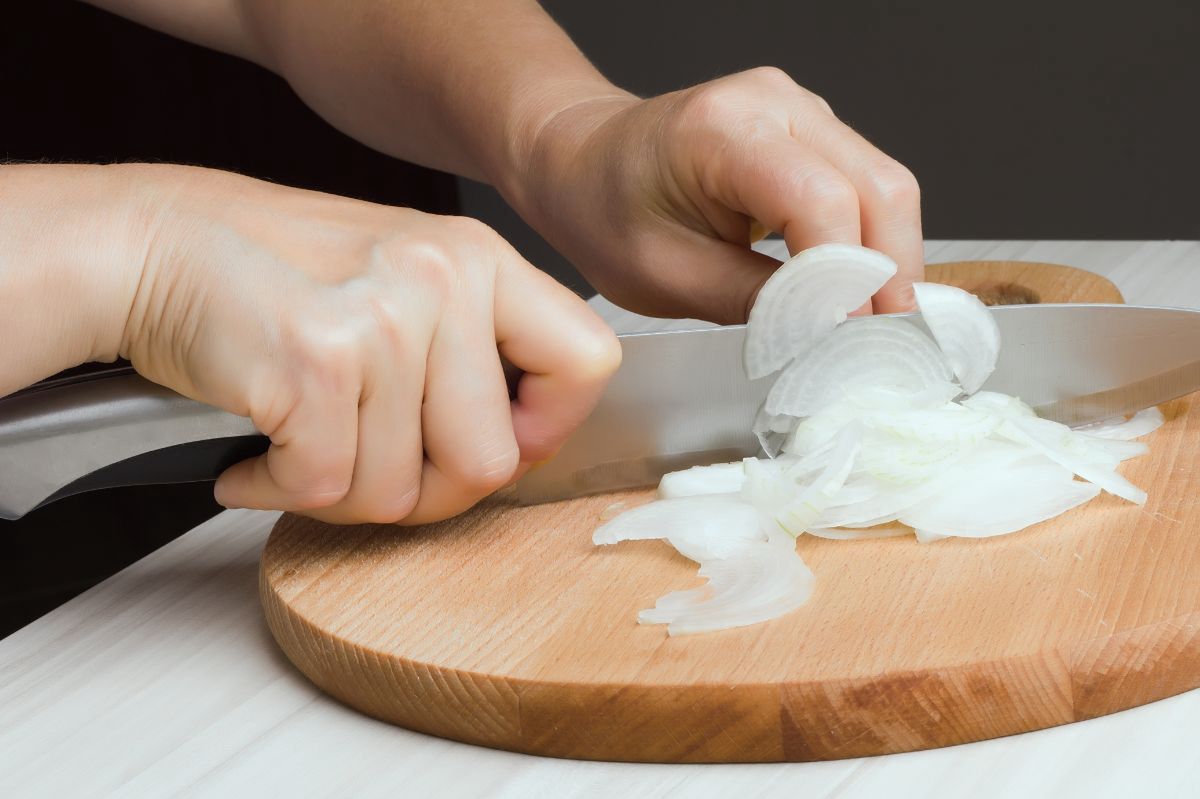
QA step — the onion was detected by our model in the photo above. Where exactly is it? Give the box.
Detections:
[1077,407,1165,440]
[637,530,814,636]
[764,318,955,418]
[743,244,897,379]
[899,455,1100,538]
[593,495,813,636]
[913,282,1001,393]
[657,462,745,499]
[594,244,1162,635]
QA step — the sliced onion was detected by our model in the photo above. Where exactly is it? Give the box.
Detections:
[595,245,1163,636]
[807,525,911,540]
[999,417,1147,504]
[658,462,745,499]
[765,318,955,418]
[913,282,1001,394]
[593,495,766,560]
[772,425,861,535]
[899,447,1101,537]
[961,391,1037,418]
[638,531,814,636]
[743,244,897,379]
[1077,407,1165,440]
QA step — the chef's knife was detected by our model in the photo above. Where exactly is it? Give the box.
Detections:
[3,303,1200,519]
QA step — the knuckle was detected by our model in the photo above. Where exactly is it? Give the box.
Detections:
[282,314,363,395]
[745,65,794,89]
[804,90,835,116]
[454,443,521,494]
[447,214,500,243]
[570,321,623,382]
[353,482,422,525]
[799,169,859,217]
[676,82,740,131]
[288,481,353,511]
[868,161,921,209]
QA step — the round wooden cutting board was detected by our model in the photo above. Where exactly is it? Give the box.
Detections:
[261,261,1200,763]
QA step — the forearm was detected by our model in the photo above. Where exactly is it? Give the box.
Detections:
[238,0,630,187]
[0,164,149,396]
[86,0,630,189]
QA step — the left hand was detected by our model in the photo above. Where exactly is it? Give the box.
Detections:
[506,67,923,324]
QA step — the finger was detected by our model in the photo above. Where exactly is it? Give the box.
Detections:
[707,132,862,258]
[787,107,924,312]
[214,355,360,511]
[635,225,787,324]
[493,257,622,463]
[402,299,521,525]
[308,323,427,524]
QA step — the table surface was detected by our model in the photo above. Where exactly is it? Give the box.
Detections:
[4,241,1200,799]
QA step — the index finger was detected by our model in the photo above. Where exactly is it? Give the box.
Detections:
[493,257,622,463]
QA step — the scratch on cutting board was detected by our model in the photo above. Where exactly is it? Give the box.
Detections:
[1074,552,1083,561]
[1076,588,1097,602]
[1019,543,1049,563]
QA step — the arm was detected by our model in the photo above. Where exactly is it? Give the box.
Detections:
[84,0,625,184]
[0,164,146,397]
[86,0,922,321]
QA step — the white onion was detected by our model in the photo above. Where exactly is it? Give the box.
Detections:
[1077,407,1165,440]
[913,282,1001,394]
[594,244,1162,636]
[743,244,897,379]
[638,530,814,636]
[764,318,955,418]
[657,462,745,499]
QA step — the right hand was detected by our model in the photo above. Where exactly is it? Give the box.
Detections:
[121,166,620,524]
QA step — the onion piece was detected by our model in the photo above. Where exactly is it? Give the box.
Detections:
[765,318,955,418]
[807,525,911,541]
[898,444,1101,537]
[913,282,1001,394]
[1077,407,1165,441]
[773,426,861,535]
[638,531,814,636]
[999,417,1147,504]
[593,495,766,560]
[743,244,897,379]
[658,462,745,499]
[961,391,1037,418]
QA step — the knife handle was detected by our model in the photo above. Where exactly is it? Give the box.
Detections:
[0,372,265,520]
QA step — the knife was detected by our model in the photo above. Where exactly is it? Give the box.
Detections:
[3,303,1200,519]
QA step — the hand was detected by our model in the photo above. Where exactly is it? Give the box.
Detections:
[122,166,620,524]
[508,68,923,324]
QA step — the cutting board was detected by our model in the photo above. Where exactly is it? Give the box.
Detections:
[261,261,1200,763]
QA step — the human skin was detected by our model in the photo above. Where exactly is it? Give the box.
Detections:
[4,1,922,523]
[88,0,924,319]
[0,164,618,523]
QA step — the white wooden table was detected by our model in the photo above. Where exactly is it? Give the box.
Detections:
[3,241,1199,799]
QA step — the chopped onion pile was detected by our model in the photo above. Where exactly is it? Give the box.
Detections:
[594,244,1164,636]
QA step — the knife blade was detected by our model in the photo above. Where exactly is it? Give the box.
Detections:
[4,303,1200,519]
[512,303,1200,504]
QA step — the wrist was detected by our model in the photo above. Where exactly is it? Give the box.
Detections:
[0,164,157,390]
[483,80,638,212]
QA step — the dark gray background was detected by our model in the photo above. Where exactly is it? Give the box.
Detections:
[462,0,1200,295]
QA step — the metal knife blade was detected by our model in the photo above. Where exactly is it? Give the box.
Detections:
[512,303,1200,504]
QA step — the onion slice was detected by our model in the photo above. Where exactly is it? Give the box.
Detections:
[743,244,897,379]
[657,462,745,499]
[1077,407,1165,441]
[765,318,955,418]
[913,282,1001,394]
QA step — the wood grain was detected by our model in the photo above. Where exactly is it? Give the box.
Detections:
[261,261,1199,763]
